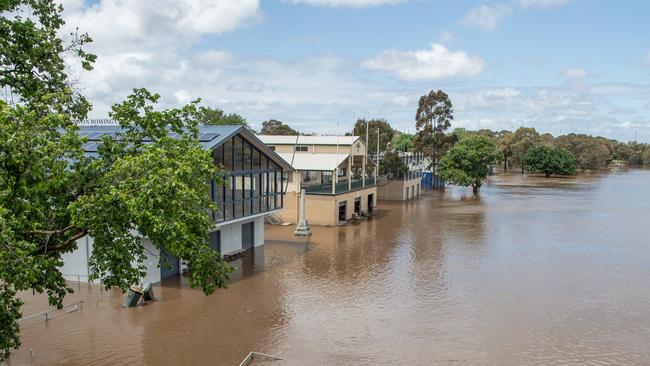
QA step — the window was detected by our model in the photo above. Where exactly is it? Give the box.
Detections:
[295,145,308,152]
[213,133,285,222]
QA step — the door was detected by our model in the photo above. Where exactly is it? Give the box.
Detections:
[160,250,180,280]
[338,201,347,222]
[242,222,254,251]
[354,197,361,215]
[367,194,374,213]
[208,230,221,253]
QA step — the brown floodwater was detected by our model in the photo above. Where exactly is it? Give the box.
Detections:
[7,169,650,365]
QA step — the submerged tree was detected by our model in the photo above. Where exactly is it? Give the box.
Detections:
[437,135,500,195]
[523,145,576,177]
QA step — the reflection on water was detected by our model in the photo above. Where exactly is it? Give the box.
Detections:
[10,169,650,365]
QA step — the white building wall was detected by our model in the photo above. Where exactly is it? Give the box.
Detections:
[216,214,266,255]
[61,236,93,282]
[61,213,269,283]
[141,238,162,284]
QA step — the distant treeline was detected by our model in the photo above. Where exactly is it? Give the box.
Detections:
[456,127,650,171]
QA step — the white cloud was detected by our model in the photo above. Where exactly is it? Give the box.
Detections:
[516,0,571,9]
[285,0,405,7]
[392,95,410,106]
[560,68,589,79]
[59,0,260,53]
[361,44,485,81]
[461,3,512,30]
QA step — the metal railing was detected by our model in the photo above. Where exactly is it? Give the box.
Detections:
[17,300,84,323]
[302,176,376,195]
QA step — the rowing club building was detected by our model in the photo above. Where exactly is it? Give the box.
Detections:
[258,135,377,226]
[61,124,292,284]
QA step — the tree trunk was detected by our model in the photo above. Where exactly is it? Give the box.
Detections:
[503,153,508,172]
[472,184,479,195]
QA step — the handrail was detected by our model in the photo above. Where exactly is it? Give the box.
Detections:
[18,300,84,323]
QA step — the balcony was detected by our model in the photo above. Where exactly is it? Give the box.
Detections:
[302,177,376,195]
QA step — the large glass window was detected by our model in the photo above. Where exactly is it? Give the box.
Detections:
[211,134,284,223]
[223,139,233,171]
[243,141,252,171]
[234,136,243,171]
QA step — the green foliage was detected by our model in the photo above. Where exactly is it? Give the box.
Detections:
[523,145,575,177]
[0,0,95,119]
[555,133,612,169]
[72,88,233,293]
[510,127,540,171]
[199,106,247,126]
[413,90,454,167]
[260,119,299,135]
[437,135,500,194]
[352,118,395,156]
[391,132,414,152]
[380,151,408,179]
[0,0,95,357]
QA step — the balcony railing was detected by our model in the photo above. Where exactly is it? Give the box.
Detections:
[302,177,376,195]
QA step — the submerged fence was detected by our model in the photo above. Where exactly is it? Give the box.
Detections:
[17,300,84,324]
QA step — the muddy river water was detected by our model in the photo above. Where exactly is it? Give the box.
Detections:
[8,170,650,365]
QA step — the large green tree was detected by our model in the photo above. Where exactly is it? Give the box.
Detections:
[510,127,540,173]
[555,133,612,169]
[351,118,395,157]
[260,119,299,135]
[199,106,247,126]
[522,145,576,177]
[391,132,414,152]
[437,135,500,195]
[413,90,454,169]
[379,151,408,179]
[0,2,232,359]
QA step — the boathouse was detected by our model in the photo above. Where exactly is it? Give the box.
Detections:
[258,135,377,226]
[377,152,425,200]
[61,124,292,283]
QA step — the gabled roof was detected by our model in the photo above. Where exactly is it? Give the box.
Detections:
[276,152,349,171]
[76,124,292,171]
[259,135,361,146]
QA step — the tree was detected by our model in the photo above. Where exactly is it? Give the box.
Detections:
[379,151,408,179]
[0,2,232,358]
[522,145,575,177]
[391,132,414,152]
[555,133,611,169]
[437,135,500,195]
[496,131,515,172]
[414,90,454,168]
[1,1,94,358]
[510,127,540,173]
[260,119,299,135]
[351,118,395,157]
[1,0,95,119]
[199,106,247,126]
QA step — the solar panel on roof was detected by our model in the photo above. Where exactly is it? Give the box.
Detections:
[198,132,219,141]
[86,132,105,139]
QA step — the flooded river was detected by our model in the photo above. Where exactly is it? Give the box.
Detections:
[8,170,650,365]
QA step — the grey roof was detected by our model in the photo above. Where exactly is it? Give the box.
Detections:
[77,124,292,171]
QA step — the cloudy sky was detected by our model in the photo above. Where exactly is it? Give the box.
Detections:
[60,0,650,141]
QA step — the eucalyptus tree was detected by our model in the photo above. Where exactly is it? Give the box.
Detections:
[413,90,454,169]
